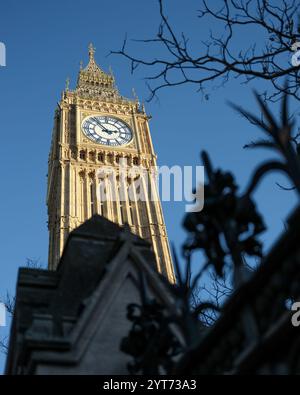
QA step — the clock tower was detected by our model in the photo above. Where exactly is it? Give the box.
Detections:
[47,44,175,282]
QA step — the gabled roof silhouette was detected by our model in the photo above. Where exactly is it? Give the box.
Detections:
[5,215,175,375]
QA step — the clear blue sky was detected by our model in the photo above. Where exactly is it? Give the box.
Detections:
[0,0,298,372]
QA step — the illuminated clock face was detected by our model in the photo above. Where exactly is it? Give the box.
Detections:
[82,116,133,146]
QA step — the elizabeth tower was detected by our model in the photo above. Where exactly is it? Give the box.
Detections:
[47,44,174,282]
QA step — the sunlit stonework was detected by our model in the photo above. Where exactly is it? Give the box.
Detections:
[47,44,175,282]
[75,44,120,100]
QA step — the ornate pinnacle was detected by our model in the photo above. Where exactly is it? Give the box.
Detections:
[88,43,96,60]
[132,88,138,101]
[109,65,115,79]
[75,43,121,100]
[65,77,70,92]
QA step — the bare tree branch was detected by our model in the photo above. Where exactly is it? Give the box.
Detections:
[0,337,8,355]
[112,0,300,101]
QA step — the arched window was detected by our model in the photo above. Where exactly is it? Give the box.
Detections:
[89,151,95,161]
[99,200,104,215]
[107,153,113,164]
[119,202,125,225]
[79,150,86,160]
[128,203,134,225]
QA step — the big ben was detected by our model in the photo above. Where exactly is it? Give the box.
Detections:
[47,44,175,282]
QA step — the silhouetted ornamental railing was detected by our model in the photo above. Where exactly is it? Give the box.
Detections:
[121,90,300,375]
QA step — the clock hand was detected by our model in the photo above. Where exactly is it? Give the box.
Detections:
[105,129,118,136]
[92,118,111,133]
[95,120,118,135]
[92,117,104,128]
[91,118,120,136]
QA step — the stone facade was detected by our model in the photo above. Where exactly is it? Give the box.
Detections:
[5,216,176,375]
[47,44,175,282]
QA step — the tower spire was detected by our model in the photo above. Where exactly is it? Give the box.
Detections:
[75,43,119,99]
[88,43,96,61]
